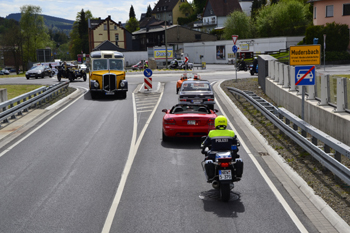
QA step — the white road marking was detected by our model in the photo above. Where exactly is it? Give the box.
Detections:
[136,102,157,106]
[215,80,308,233]
[136,110,153,113]
[101,84,164,233]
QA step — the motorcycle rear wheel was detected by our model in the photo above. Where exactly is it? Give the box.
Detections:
[220,183,230,202]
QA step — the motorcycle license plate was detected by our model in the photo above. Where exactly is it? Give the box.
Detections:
[187,120,196,125]
[219,170,232,180]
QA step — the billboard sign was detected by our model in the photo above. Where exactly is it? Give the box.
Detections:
[154,48,173,60]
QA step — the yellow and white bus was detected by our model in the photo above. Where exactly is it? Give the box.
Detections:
[89,50,128,99]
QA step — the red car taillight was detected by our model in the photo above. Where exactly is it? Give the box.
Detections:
[207,98,214,101]
[179,99,187,102]
[207,118,215,126]
[164,118,176,125]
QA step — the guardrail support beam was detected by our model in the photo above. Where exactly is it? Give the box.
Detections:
[319,74,329,106]
[334,77,346,113]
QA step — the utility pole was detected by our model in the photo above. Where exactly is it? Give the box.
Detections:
[165,18,168,68]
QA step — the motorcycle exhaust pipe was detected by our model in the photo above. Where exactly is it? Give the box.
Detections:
[212,180,220,189]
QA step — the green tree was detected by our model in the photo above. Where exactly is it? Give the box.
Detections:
[179,2,193,16]
[20,5,50,69]
[146,5,152,17]
[125,17,139,33]
[129,5,136,19]
[251,0,267,20]
[69,9,93,59]
[193,0,206,14]
[0,19,22,72]
[255,0,311,37]
[223,11,253,40]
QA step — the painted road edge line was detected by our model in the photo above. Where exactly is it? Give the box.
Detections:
[214,81,308,233]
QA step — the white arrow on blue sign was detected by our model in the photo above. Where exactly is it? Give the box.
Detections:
[295,66,316,86]
[144,68,153,78]
[232,45,238,53]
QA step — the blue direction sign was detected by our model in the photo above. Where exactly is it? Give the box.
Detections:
[144,68,152,78]
[232,45,238,53]
[295,66,316,86]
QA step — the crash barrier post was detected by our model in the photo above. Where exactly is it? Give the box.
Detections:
[278,63,284,85]
[283,64,289,88]
[334,78,346,113]
[290,66,296,92]
[144,77,152,90]
[319,74,329,106]
[274,60,279,82]
[0,89,7,103]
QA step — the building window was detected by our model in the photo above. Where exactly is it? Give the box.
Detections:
[114,25,117,30]
[104,24,107,30]
[344,4,350,16]
[210,10,213,14]
[115,34,119,41]
[326,5,333,17]
[314,6,316,19]
[195,34,201,40]
[157,7,159,11]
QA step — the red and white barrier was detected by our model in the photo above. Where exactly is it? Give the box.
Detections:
[144,77,152,90]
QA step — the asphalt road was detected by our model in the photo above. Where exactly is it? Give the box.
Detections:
[0,67,342,232]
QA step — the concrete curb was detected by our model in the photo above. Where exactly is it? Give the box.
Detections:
[216,80,350,233]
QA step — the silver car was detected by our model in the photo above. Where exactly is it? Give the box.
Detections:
[178,80,215,110]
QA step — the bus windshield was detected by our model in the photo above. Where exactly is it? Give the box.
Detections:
[109,59,123,71]
[93,59,107,71]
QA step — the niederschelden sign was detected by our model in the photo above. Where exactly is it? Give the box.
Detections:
[289,45,321,66]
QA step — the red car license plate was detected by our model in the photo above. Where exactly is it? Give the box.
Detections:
[187,120,196,125]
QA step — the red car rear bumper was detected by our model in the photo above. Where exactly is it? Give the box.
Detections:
[163,125,214,137]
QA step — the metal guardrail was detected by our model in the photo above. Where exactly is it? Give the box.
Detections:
[0,81,69,127]
[227,87,350,185]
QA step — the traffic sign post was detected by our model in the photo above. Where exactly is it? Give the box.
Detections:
[143,68,153,90]
[184,56,189,71]
[295,65,316,120]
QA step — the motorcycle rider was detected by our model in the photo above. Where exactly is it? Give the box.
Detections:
[201,115,242,181]
[174,59,178,69]
[239,58,247,71]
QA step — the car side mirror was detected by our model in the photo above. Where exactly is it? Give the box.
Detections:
[214,109,219,113]
[162,109,167,113]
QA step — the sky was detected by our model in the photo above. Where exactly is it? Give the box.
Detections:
[0,0,161,23]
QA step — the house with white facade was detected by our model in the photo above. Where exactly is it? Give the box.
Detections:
[194,0,242,33]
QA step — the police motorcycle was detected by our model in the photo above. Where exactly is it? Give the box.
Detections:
[200,116,243,202]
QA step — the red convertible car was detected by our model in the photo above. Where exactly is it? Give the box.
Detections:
[162,104,218,141]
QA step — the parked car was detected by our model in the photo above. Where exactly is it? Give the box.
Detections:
[161,104,218,141]
[0,70,4,75]
[1,69,10,75]
[25,65,53,79]
[178,80,215,110]
[131,60,148,70]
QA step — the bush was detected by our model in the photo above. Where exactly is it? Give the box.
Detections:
[305,22,349,52]
[324,51,350,62]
